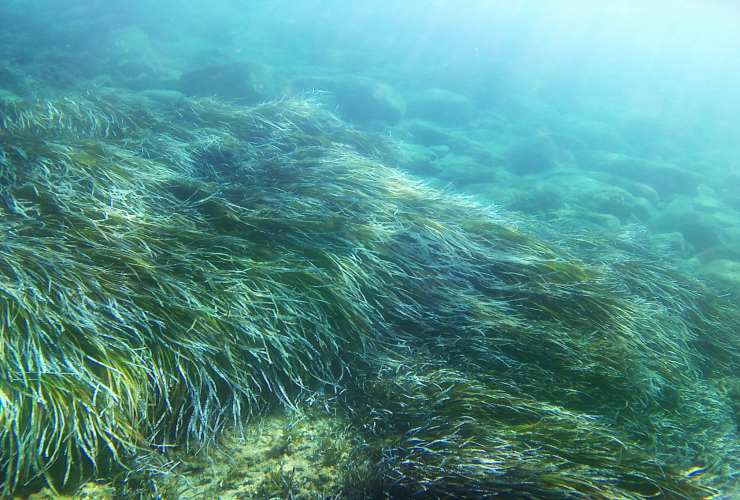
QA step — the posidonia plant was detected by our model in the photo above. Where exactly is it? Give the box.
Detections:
[0,92,737,497]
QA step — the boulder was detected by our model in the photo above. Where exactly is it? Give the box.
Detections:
[396,142,442,177]
[178,62,269,103]
[716,172,740,210]
[651,200,722,252]
[435,153,494,186]
[291,75,406,125]
[650,231,690,256]
[506,134,559,175]
[138,89,186,105]
[0,65,28,96]
[692,184,721,213]
[397,119,457,147]
[587,152,701,197]
[333,77,406,124]
[701,259,740,288]
[583,186,652,222]
[0,88,21,104]
[508,185,564,214]
[395,120,493,163]
[407,88,475,125]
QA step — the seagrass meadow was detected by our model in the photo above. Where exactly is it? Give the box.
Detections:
[0,91,738,498]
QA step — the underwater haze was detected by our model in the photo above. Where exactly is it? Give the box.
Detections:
[1,0,739,498]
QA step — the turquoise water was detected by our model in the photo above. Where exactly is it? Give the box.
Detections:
[1,1,738,497]
[6,0,739,268]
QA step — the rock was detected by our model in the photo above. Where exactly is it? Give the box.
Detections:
[701,259,740,288]
[178,62,269,103]
[557,208,622,232]
[609,178,660,205]
[696,241,740,263]
[108,27,174,91]
[506,134,559,175]
[395,120,493,163]
[27,482,115,499]
[436,154,493,186]
[693,185,721,213]
[562,119,627,153]
[428,144,451,158]
[651,201,722,252]
[334,77,406,124]
[588,152,701,197]
[138,89,186,105]
[394,120,460,147]
[0,88,21,104]
[406,88,475,125]
[397,119,457,147]
[579,212,622,231]
[291,75,405,125]
[508,185,564,214]
[716,172,740,210]
[538,172,652,224]
[583,186,652,222]
[396,143,441,177]
[650,231,690,256]
[0,65,28,96]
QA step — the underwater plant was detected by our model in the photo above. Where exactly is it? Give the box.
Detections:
[0,91,737,497]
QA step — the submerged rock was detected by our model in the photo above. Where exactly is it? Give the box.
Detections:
[395,119,493,163]
[506,133,560,175]
[396,142,442,176]
[508,185,564,214]
[0,88,21,104]
[397,118,457,146]
[333,76,406,124]
[137,88,186,105]
[436,153,495,186]
[178,61,270,102]
[292,75,406,125]
[0,65,30,97]
[588,152,702,197]
[652,201,722,252]
[406,87,475,125]
[583,186,652,222]
[702,259,740,288]
[717,172,740,210]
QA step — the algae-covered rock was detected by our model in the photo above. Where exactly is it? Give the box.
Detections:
[435,153,495,186]
[508,185,564,214]
[178,61,271,102]
[0,87,22,104]
[702,259,740,288]
[396,117,456,146]
[395,118,494,163]
[395,142,442,176]
[334,76,406,124]
[406,87,475,125]
[24,482,115,500]
[693,184,722,213]
[148,411,363,499]
[506,133,560,175]
[589,151,702,197]
[291,75,406,124]
[717,172,740,210]
[0,65,28,96]
[583,186,652,221]
[650,231,691,257]
[652,199,723,251]
[137,88,186,105]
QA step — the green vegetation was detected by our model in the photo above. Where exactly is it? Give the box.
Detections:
[0,91,737,497]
